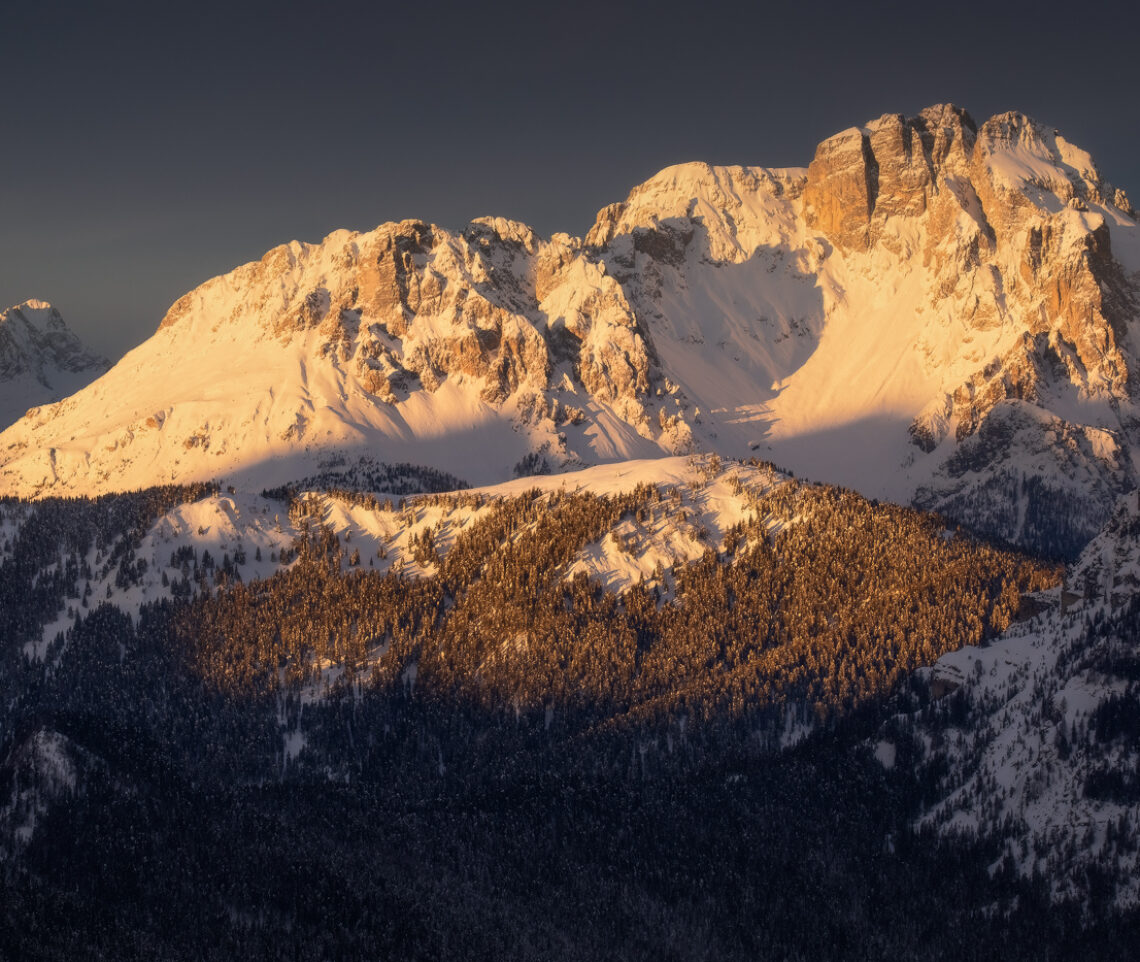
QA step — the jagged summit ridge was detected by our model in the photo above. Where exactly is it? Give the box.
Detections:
[2,105,1138,557]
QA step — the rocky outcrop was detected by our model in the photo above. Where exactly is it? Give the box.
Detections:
[803,128,878,251]
[0,728,100,859]
[803,105,979,254]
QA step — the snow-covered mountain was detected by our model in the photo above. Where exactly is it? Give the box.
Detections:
[3,105,1138,556]
[0,300,109,431]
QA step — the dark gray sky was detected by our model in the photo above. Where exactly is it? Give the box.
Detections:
[4,0,1139,361]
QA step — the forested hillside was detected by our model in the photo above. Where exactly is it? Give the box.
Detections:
[6,461,1130,960]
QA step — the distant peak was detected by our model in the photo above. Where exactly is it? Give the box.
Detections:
[3,299,63,327]
[13,298,54,313]
[0,301,109,387]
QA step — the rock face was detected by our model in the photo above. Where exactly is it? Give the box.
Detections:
[803,126,879,250]
[2,105,1139,558]
[0,301,110,430]
[803,105,977,252]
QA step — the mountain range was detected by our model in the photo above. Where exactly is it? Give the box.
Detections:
[4,104,1140,558]
[4,104,1140,958]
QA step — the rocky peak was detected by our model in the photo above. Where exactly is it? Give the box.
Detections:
[0,300,110,431]
[0,301,108,381]
[585,202,627,249]
[803,104,979,251]
[864,113,932,220]
[966,110,1138,245]
[916,103,978,169]
[585,162,805,264]
[466,216,540,253]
